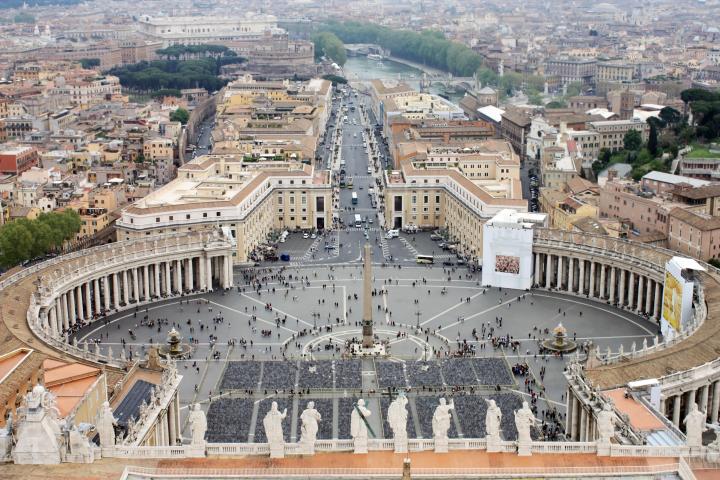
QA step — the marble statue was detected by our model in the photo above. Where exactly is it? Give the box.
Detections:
[0,412,13,462]
[263,401,287,457]
[96,401,117,447]
[350,399,372,454]
[684,402,707,449]
[13,385,62,464]
[300,401,321,453]
[514,401,538,456]
[387,392,409,452]
[485,399,502,442]
[432,398,455,440]
[597,403,615,446]
[188,403,207,446]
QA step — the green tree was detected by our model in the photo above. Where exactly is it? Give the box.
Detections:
[659,107,681,127]
[79,58,101,69]
[546,100,566,109]
[312,32,347,66]
[623,129,643,151]
[170,107,190,125]
[648,122,659,156]
[0,221,33,267]
[322,74,348,85]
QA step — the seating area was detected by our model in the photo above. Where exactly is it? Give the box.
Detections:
[335,360,362,389]
[375,360,407,389]
[262,362,297,390]
[219,361,262,390]
[205,398,254,443]
[406,361,443,387]
[297,361,334,389]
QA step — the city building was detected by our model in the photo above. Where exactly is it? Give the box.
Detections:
[116,155,333,262]
[0,145,38,174]
[587,118,650,152]
[544,57,597,86]
[668,208,720,261]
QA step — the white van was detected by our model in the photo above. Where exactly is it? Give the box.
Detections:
[385,229,399,239]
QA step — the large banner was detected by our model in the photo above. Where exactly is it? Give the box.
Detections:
[662,270,683,332]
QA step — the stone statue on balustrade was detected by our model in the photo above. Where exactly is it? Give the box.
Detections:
[96,401,118,448]
[13,385,63,465]
[0,412,13,462]
[300,401,321,454]
[387,391,408,453]
[432,397,454,453]
[263,401,287,458]
[514,401,538,456]
[350,399,372,454]
[66,421,95,463]
[596,403,615,455]
[485,399,502,452]
[684,402,707,449]
[188,403,207,447]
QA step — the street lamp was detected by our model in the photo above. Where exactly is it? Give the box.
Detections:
[415,307,421,330]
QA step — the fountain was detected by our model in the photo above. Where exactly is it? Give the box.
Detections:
[541,323,577,353]
[158,328,192,358]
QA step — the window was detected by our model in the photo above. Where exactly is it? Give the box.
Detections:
[155,217,160,223]
[203,213,208,218]
[186,214,190,219]
[169,215,173,221]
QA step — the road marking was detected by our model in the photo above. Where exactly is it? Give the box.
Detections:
[419,290,485,327]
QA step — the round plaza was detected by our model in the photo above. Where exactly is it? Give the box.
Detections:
[73,262,657,441]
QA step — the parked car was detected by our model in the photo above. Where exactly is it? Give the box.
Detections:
[280,253,290,261]
[442,260,455,267]
[430,234,443,241]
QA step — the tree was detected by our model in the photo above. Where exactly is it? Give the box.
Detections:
[659,107,682,127]
[322,74,348,85]
[546,100,567,109]
[170,108,189,124]
[0,210,80,268]
[79,58,101,69]
[623,129,643,151]
[0,221,33,268]
[648,122,659,156]
[312,32,347,66]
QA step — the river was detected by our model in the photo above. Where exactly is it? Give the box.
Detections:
[342,55,464,105]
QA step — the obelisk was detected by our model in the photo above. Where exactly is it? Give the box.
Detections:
[362,243,374,348]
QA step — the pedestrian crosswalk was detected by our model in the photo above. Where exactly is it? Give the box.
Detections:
[399,237,418,257]
[344,227,381,232]
[380,235,390,260]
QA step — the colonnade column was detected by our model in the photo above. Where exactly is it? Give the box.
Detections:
[122,270,130,305]
[93,279,101,315]
[187,257,194,292]
[568,258,574,293]
[712,382,720,424]
[168,399,177,445]
[77,285,85,322]
[557,255,563,290]
[175,259,182,294]
[206,256,213,291]
[654,282,662,319]
[645,278,654,314]
[672,394,681,427]
[49,305,58,336]
[685,389,697,419]
[565,391,574,438]
[578,260,585,295]
[588,262,596,297]
[143,265,150,300]
[545,254,552,289]
[628,272,635,310]
[599,264,606,299]
[619,269,626,306]
[133,268,140,302]
[84,283,92,320]
[609,267,616,303]
[534,253,541,286]
[199,256,206,290]
[636,276,645,313]
[113,273,121,309]
[154,263,161,298]
[60,293,69,331]
[68,289,76,325]
[699,385,709,417]
[164,262,171,296]
[103,276,111,311]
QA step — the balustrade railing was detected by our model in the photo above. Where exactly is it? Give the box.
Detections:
[111,440,711,459]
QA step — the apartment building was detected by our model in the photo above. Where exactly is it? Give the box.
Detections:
[0,145,38,174]
[116,155,333,262]
[544,57,597,85]
[587,118,650,152]
[383,140,526,263]
[668,208,720,261]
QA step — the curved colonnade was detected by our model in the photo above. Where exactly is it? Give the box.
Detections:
[1,231,234,368]
[534,229,720,435]
[2,228,720,438]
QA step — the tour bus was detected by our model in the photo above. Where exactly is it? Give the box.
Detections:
[416,254,434,264]
[351,192,358,204]
[354,214,363,228]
